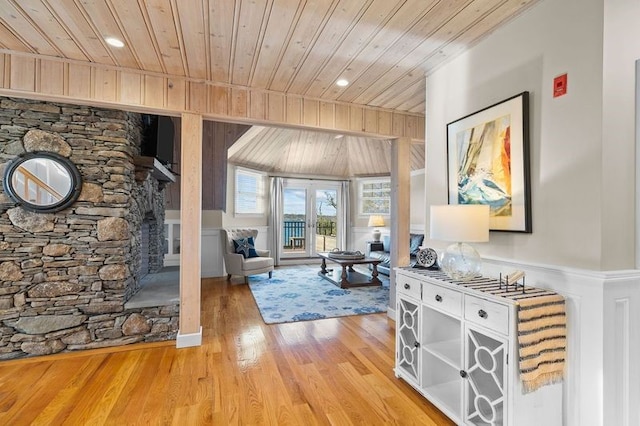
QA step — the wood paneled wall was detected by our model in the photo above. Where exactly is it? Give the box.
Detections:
[0,53,424,141]
[204,122,250,210]
[165,119,250,211]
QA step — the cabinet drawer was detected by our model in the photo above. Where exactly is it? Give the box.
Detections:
[423,284,462,317]
[396,274,422,300]
[464,295,509,335]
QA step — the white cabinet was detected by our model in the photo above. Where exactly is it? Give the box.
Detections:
[464,326,507,425]
[397,296,420,385]
[395,269,562,426]
[421,304,462,419]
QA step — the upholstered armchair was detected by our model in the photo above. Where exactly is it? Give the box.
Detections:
[222,229,274,283]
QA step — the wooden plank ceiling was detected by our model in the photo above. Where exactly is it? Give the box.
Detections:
[228,126,425,177]
[0,0,538,176]
[0,0,539,114]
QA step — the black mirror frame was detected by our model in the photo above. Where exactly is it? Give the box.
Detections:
[2,151,82,213]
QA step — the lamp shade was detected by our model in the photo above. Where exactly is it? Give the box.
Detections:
[429,204,489,242]
[367,215,385,227]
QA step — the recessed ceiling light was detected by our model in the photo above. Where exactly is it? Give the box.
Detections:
[105,37,124,48]
[334,134,344,139]
[336,79,349,87]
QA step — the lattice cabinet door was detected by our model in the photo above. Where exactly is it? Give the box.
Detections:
[396,296,420,383]
[463,326,507,426]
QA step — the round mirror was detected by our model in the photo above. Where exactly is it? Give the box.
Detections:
[3,152,82,213]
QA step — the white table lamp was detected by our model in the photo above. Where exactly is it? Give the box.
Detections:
[430,204,489,280]
[368,215,385,242]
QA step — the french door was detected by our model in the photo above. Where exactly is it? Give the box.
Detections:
[281,179,342,258]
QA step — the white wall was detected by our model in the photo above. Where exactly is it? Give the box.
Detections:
[166,209,222,228]
[424,0,640,272]
[424,0,640,425]
[350,172,425,252]
[426,0,610,270]
[602,0,640,270]
[600,3,640,422]
[165,209,225,276]
[410,169,426,232]
[426,0,616,270]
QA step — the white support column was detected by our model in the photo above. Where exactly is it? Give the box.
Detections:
[177,112,203,348]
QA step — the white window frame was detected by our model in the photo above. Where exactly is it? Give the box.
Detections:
[234,166,266,216]
[357,177,391,216]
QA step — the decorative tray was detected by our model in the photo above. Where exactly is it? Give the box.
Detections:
[327,250,365,260]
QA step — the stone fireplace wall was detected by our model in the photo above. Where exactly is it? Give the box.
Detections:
[129,168,168,299]
[0,97,178,360]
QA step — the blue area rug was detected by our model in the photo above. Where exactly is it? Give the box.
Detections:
[248,266,389,324]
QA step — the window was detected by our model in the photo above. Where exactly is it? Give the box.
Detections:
[235,167,265,215]
[358,178,391,215]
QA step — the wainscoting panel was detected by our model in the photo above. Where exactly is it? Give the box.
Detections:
[163,227,224,278]
[202,228,222,278]
[479,258,640,426]
[613,298,630,426]
[604,278,640,426]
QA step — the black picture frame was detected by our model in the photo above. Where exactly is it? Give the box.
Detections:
[446,92,531,233]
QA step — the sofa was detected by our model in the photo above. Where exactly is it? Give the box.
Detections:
[366,233,424,275]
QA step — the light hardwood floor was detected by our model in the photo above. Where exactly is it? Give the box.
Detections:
[0,275,454,425]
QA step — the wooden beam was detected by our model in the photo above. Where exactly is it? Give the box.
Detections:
[133,156,176,182]
[390,136,411,310]
[0,52,424,141]
[177,112,203,347]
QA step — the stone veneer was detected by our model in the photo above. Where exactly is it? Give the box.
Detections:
[0,97,178,359]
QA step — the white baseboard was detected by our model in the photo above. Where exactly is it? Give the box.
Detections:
[278,258,320,266]
[386,306,395,321]
[176,326,202,348]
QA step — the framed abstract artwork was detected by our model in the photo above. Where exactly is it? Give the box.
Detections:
[446,92,531,233]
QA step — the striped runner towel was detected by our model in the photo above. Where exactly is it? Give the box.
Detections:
[403,268,566,392]
[516,294,566,393]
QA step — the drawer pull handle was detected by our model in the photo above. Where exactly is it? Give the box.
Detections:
[404,283,410,290]
[435,295,442,302]
[478,309,488,319]
[459,370,468,378]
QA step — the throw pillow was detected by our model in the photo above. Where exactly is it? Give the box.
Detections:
[233,237,259,258]
[382,235,391,252]
[409,233,424,256]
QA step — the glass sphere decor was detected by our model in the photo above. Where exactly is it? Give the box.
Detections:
[439,242,482,281]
